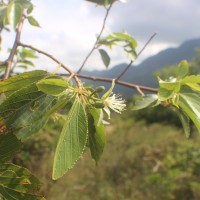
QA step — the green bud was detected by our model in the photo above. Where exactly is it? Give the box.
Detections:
[95,86,105,94]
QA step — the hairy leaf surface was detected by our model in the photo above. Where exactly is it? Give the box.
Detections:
[0,163,45,200]
[0,134,22,163]
[0,83,43,126]
[88,108,106,164]
[53,96,88,180]
[14,95,57,141]
[0,70,49,96]
[37,78,69,96]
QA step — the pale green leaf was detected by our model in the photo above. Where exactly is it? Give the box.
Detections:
[27,16,40,27]
[7,2,22,29]
[98,32,137,51]
[88,108,106,164]
[85,0,116,6]
[0,5,7,24]
[177,60,189,79]
[20,48,38,59]
[178,93,200,133]
[0,133,22,163]
[172,107,190,138]
[158,78,180,92]
[52,96,88,179]
[26,2,34,14]
[0,70,49,96]
[125,49,137,61]
[0,163,45,200]
[132,94,158,110]
[185,83,200,92]
[98,49,110,68]
[181,75,200,84]
[37,78,69,96]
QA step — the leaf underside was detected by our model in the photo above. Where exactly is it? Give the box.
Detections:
[53,96,88,180]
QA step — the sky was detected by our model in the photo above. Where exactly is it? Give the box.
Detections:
[1,0,200,72]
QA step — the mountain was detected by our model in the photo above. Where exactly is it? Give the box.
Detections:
[81,38,200,98]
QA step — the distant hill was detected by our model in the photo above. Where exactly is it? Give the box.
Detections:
[81,38,200,98]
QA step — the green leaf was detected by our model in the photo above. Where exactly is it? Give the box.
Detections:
[45,92,73,116]
[185,83,200,92]
[27,16,40,27]
[37,78,69,96]
[7,2,22,29]
[17,60,35,66]
[178,93,200,133]
[177,60,189,79]
[0,70,49,96]
[20,48,38,59]
[85,0,116,6]
[26,3,34,14]
[132,94,158,110]
[88,108,106,164]
[125,49,137,61]
[52,96,88,180]
[0,83,43,129]
[0,133,22,163]
[98,32,137,49]
[14,95,57,141]
[158,78,180,92]
[98,32,137,60]
[172,107,190,138]
[98,49,110,68]
[0,163,45,200]
[0,5,7,24]
[158,88,174,101]
[181,75,200,84]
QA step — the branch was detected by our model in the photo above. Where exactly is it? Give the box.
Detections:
[76,3,113,74]
[3,16,25,79]
[76,73,158,95]
[18,43,84,88]
[18,43,74,75]
[116,33,157,81]
[18,43,156,94]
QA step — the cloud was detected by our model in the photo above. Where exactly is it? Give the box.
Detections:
[110,0,200,43]
[1,0,200,71]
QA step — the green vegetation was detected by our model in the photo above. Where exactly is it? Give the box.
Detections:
[12,110,200,200]
[1,0,200,199]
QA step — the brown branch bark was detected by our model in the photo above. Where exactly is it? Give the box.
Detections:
[18,43,84,87]
[18,42,157,95]
[18,42,74,75]
[76,4,113,74]
[76,73,158,95]
[3,16,25,79]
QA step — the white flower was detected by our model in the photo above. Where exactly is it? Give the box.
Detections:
[97,80,126,126]
[103,94,126,119]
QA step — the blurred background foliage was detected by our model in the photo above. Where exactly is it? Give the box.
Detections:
[13,108,200,200]
[12,53,200,200]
